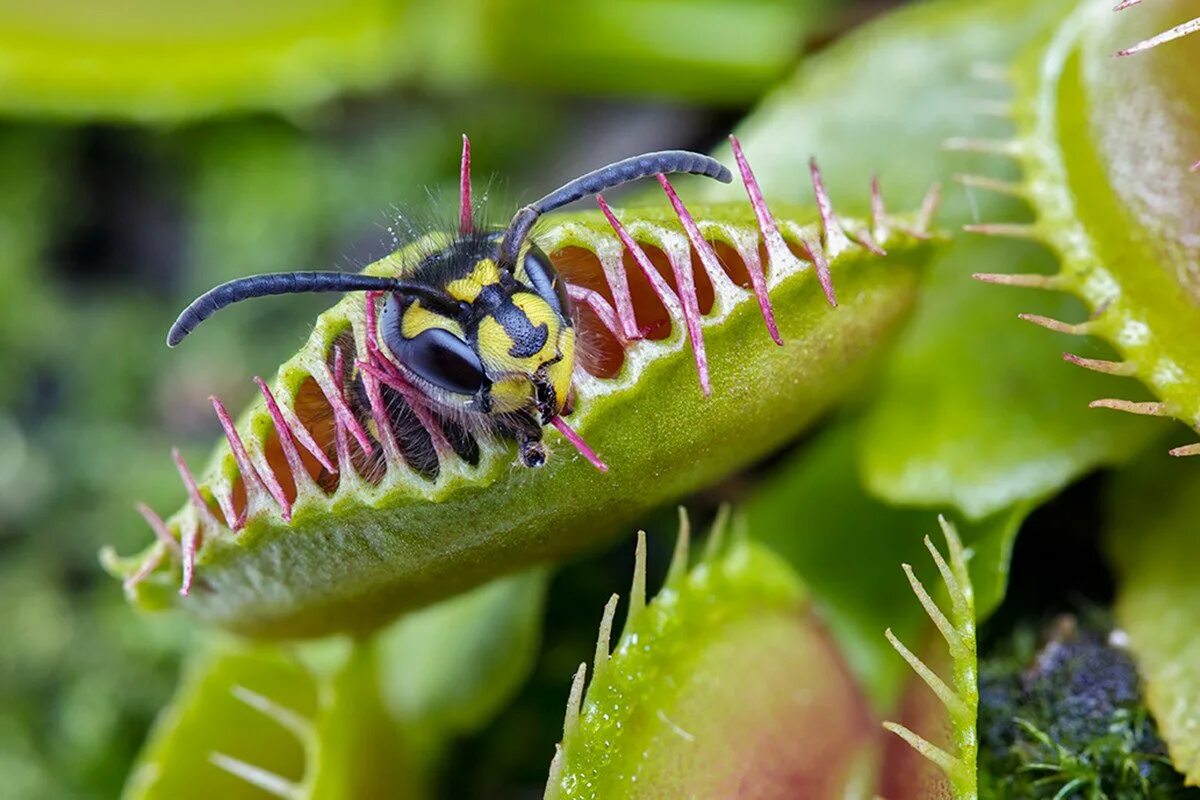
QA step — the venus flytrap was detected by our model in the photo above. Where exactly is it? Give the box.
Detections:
[104,141,940,639]
[702,0,1157,523]
[545,511,876,800]
[963,0,1200,458]
[882,518,978,800]
[122,570,545,799]
[124,639,424,800]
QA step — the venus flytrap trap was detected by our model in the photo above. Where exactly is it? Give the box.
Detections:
[703,0,1157,523]
[959,0,1200,458]
[123,570,544,799]
[544,511,876,800]
[124,639,423,800]
[881,517,978,800]
[104,137,941,639]
[19,0,1200,795]
[743,421,1026,716]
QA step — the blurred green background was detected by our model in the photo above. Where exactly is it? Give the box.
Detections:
[0,1,856,796]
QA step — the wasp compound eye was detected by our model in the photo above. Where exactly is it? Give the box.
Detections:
[393,326,489,396]
[379,290,489,395]
[522,246,572,320]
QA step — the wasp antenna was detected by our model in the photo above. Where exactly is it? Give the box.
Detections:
[498,150,732,268]
[460,134,473,235]
[167,272,408,346]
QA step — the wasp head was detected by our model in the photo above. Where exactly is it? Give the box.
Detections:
[379,233,575,465]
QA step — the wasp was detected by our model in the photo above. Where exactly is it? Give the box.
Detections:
[168,144,732,469]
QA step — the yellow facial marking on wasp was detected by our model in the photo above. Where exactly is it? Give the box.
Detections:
[547,327,575,411]
[401,300,463,340]
[489,374,534,414]
[446,258,500,303]
[510,293,563,363]
[477,316,522,370]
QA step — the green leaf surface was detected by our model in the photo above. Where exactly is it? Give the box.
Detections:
[745,421,1027,711]
[108,181,940,638]
[0,128,66,525]
[124,570,544,798]
[376,569,547,739]
[546,526,876,800]
[704,0,1156,520]
[123,639,421,800]
[1108,452,1200,786]
[0,1,410,122]
[0,0,822,121]
[480,0,825,104]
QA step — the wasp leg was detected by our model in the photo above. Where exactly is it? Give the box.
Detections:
[498,411,547,468]
[519,438,548,468]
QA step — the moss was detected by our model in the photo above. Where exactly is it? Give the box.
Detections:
[978,615,1197,800]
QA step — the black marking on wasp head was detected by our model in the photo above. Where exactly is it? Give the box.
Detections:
[165,138,731,470]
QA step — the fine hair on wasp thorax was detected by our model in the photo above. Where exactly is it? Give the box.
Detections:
[167,135,733,471]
